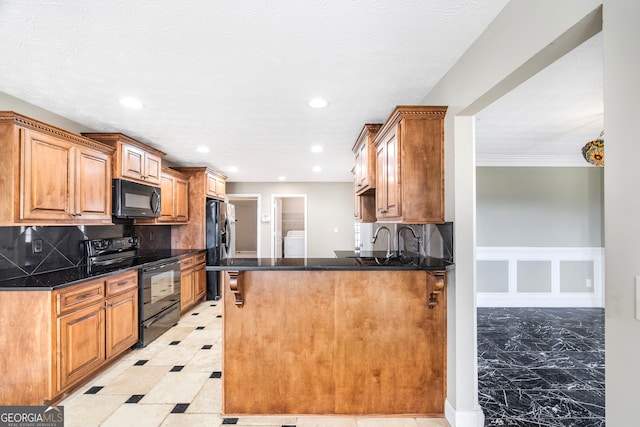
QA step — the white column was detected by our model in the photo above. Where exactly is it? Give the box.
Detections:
[445,113,484,426]
[602,0,640,424]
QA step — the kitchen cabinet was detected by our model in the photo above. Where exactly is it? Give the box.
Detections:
[151,167,190,224]
[82,132,165,186]
[0,269,139,405]
[0,111,114,225]
[171,167,228,249]
[180,252,206,314]
[56,270,138,393]
[374,106,447,223]
[352,124,381,196]
[194,252,207,301]
[352,168,376,222]
[206,170,226,200]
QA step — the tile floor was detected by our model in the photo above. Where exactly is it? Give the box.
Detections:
[60,301,450,427]
[477,307,606,426]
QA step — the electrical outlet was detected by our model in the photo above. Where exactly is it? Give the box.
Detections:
[33,239,43,253]
[586,279,593,288]
[636,277,640,321]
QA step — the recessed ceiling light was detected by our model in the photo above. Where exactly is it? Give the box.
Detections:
[311,145,323,153]
[312,166,322,173]
[119,97,144,109]
[196,146,210,153]
[278,176,287,181]
[228,166,238,173]
[308,98,328,109]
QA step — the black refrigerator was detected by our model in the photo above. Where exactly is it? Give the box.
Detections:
[205,198,228,300]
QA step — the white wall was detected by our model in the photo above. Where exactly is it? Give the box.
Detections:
[226,182,354,258]
[422,1,603,425]
[602,0,640,423]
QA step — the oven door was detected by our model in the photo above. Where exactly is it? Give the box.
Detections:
[138,303,180,347]
[140,260,181,320]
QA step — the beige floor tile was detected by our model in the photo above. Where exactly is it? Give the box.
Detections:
[357,418,418,427]
[234,415,298,425]
[101,403,174,427]
[143,372,211,404]
[152,326,196,343]
[415,418,450,427]
[186,379,222,414]
[144,344,200,366]
[160,413,223,426]
[100,365,171,395]
[179,329,220,347]
[62,394,126,427]
[296,416,358,427]
[182,348,217,373]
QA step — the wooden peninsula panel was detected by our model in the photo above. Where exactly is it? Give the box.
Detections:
[222,270,446,416]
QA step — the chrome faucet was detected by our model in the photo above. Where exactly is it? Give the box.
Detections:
[371,226,393,258]
[396,226,420,257]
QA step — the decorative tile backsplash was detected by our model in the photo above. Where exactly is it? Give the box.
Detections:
[0,224,171,281]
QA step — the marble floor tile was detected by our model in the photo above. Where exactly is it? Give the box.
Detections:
[160,413,223,426]
[478,307,605,425]
[99,365,171,395]
[186,379,222,414]
[62,394,127,427]
[101,403,175,427]
[296,416,358,427]
[142,371,211,404]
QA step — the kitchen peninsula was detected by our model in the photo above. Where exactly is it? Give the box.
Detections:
[208,256,452,416]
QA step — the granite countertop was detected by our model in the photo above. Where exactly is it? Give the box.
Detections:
[0,249,204,291]
[206,252,453,272]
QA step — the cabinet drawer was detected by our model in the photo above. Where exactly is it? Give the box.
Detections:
[105,270,138,296]
[181,255,195,270]
[195,252,206,265]
[56,279,105,316]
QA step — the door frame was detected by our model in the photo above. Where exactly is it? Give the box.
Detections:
[225,194,261,258]
[271,194,308,258]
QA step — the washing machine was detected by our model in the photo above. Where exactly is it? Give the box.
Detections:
[284,230,305,258]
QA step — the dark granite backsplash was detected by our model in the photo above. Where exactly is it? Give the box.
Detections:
[0,224,172,281]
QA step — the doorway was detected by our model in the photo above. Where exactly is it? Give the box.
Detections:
[271,194,307,258]
[226,194,261,258]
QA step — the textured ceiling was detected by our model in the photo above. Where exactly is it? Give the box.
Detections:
[0,1,600,181]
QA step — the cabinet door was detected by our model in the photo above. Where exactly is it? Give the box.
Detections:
[121,143,145,182]
[376,128,401,219]
[174,177,189,221]
[194,262,206,300]
[21,128,74,220]
[106,289,138,359]
[180,267,195,312]
[215,177,226,198]
[158,173,175,221]
[57,303,105,392]
[144,152,162,185]
[356,142,368,191]
[75,146,111,221]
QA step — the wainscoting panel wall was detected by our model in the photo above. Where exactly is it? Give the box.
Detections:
[476,247,604,307]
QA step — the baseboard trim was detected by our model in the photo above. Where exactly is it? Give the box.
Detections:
[445,399,485,427]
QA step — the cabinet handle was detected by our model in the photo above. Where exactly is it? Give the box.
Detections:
[356,183,363,188]
[114,281,128,287]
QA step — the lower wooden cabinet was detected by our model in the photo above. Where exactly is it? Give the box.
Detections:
[180,252,206,314]
[0,269,139,405]
[56,270,138,393]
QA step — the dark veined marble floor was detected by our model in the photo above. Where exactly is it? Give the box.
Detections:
[477,307,605,426]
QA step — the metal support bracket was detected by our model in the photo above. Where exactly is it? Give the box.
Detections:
[228,270,244,307]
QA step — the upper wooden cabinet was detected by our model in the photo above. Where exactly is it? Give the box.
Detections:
[157,167,189,223]
[0,111,114,226]
[206,170,226,200]
[374,106,447,224]
[171,167,227,249]
[352,124,382,196]
[82,132,165,186]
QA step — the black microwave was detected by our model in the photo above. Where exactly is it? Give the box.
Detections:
[112,179,161,219]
